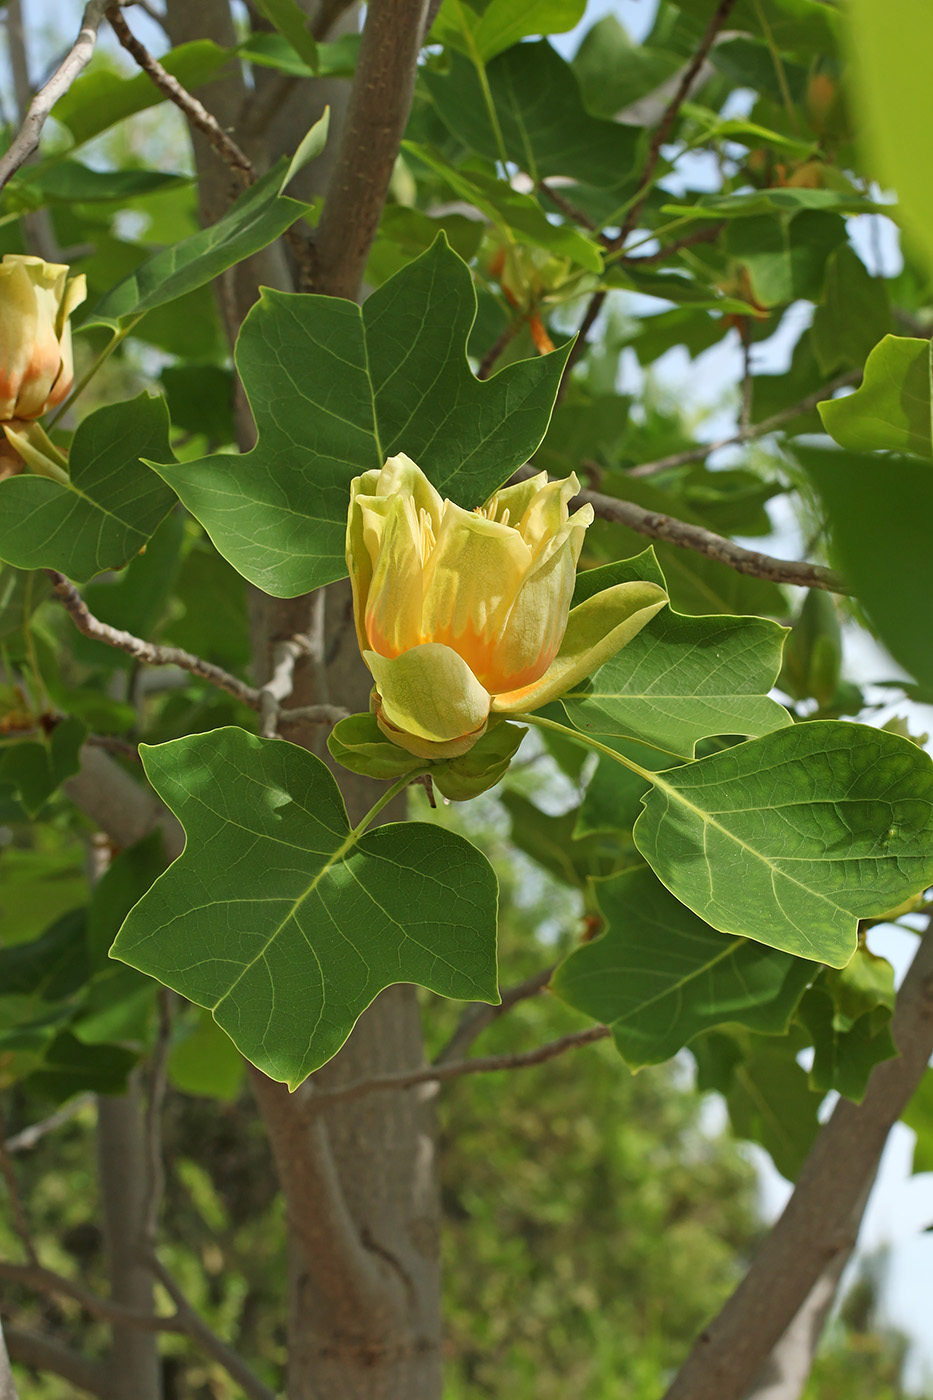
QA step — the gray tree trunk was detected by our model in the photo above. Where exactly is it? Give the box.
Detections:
[161,4,444,1394]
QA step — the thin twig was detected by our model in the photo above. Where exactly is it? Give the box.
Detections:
[0,1106,37,1266]
[575,469,848,593]
[623,220,726,265]
[0,0,110,191]
[477,320,520,380]
[106,6,255,185]
[260,638,307,738]
[46,570,348,729]
[559,0,738,393]
[537,181,597,232]
[47,570,263,708]
[145,1256,275,1400]
[307,1025,611,1113]
[6,1095,94,1155]
[609,0,739,253]
[3,1326,107,1399]
[626,369,860,477]
[433,965,556,1065]
[0,1260,185,1335]
[86,733,143,763]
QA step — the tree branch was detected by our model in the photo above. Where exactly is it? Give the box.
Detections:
[3,1326,110,1399]
[144,1256,275,1400]
[313,0,428,298]
[626,370,861,477]
[306,1025,611,1113]
[247,1067,395,1323]
[5,1095,94,1154]
[46,571,346,728]
[0,0,110,191]
[0,1105,37,1265]
[0,1317,20,1400]
[0,1261,184,1335]
[576,475,847,592]
[663,920,933,1400]
[106,6,255,185]
[559,0,738,391]
[432,965,556,1065]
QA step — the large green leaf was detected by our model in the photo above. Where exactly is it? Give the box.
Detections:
[112,728,499,1087]
[799,446,933,688]
[89,160,316,329]
[633,721,933,967]
[0,395,175,583]
[552,867,812,1068]
[430,0,587,61]
[563,610,790,759]
[148,237,571,596]
[725,210,846,307]
[818,336,932,458]
[811,245,891,377]
[424,42,640,190]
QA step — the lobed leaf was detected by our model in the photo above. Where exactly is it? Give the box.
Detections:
[112,728,500,1087]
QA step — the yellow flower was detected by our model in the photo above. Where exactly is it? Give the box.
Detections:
[347,454,667,760]
[0,254,86,422]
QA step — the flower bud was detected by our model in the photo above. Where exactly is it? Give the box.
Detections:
[346,454,667,760]
[0,254,86,422]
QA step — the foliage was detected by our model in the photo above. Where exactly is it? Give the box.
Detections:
[1,0,932,1393]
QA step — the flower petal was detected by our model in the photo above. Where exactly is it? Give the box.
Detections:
[421,502,531,686]
[366,643,491,749]
[0,261,38,420]
[346,469,386,654]
[518,472,581,556]
[363,494,425,656]
[378,452,444,530]
[491,581,668,714]
[483,471,547,526]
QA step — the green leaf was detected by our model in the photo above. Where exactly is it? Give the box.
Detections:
[25,1030,138,1103]
[252,0,318,71]
[848,0,933,278]
[725,210,846,307]
[404,146,605,273]
[238,31,358,78]
[563,610,790,759]
[0,565,48,641]
[575,736,668,838]
[818,336,932,458]
[0,718,86,817]
[552,867,812,1068]
[424,42,639,190]
[572,15,680,118]
[799,446,933,688]
[16,161,190,203]
[695,1029,822,1181]
[0,394,175,582]
[148,237,571,596]
[112,728,499,1087]
[53,40,233,146]
[811,245,891,377]
[431,0,587,62]
[168,1009,245,1101]
[89,164,313,329]
[633,721,933,967]
[904,1070,933,1175]
[796,947,897,1102]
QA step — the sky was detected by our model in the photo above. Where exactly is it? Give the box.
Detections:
[5,0,933,1387]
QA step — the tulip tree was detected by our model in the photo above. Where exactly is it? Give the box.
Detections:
[0,1,931,1398]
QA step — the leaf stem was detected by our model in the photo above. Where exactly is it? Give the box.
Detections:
[516,712,656,786]
[349,768,430,840]
[48,316,141,428]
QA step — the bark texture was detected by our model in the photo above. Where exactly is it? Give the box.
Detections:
[161,4,443,1395]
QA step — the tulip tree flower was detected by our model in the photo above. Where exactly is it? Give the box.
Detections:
[0,254,86,423]
[346,454,667,762]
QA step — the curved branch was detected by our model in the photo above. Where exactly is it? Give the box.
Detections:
[306,1025,611,1113]
[4,1325,110,1399]
[663,920,933,1400]
[0,0,110,191]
